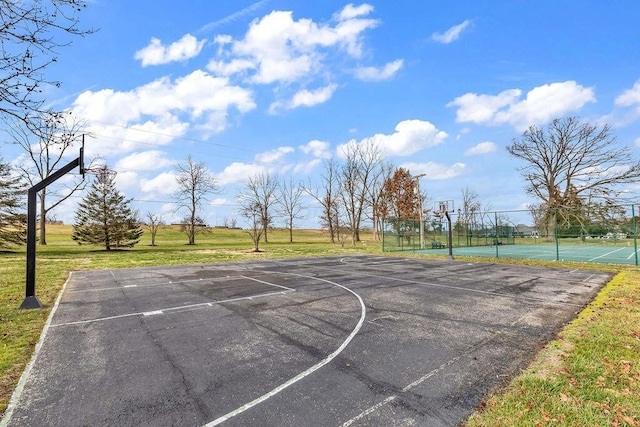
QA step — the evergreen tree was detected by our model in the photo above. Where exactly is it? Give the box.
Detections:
[0,156,26,248]
[72,167,142,250]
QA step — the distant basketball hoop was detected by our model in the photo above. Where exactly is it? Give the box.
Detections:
[434,200,455,215]
[435,200,455,260]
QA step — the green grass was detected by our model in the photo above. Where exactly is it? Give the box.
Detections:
[1,225,639,426]
[464,267,640,427]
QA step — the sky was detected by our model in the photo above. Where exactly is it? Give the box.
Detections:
[3,0,640,228]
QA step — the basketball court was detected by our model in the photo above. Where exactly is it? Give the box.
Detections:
[428,243,640,265]
[3,255,611,426]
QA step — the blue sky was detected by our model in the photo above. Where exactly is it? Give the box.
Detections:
[4,0,640,227]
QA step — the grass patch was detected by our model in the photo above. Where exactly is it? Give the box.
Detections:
[465,269,640,426]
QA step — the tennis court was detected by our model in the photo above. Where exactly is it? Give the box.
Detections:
[426,243,639,265]
[3,255,611,426]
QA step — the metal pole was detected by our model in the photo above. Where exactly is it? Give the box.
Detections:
[20,188,42,309]
[413,174,425,250]
[633,205,638,266]
[555,208,559,261]
[445,211,454,260]
[495,211,499,258]
[20,156,81,309]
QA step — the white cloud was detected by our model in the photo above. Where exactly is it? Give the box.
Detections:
[72,70,255,156]
[289,84,338,109]
[74,70,255,123]
[465,141,497,156]
[354,59,404,82]
[216,162,270,185]
[293,158,323,174]
[255,146,294,163]
[432,20,472,44]
[114,150,175,171]
[447,81,596,131]
[615,80,640,107]
[210,198,230,207]
[400,161,467,180]
[335,3,375,21]
[140,171,179,195]
[214,6,378,85]
[114,171,139,191]
[456,127,471,140]
[217,146,301,185]
[199,1,269,33]
[269,84,338,114]
[341,119,447,157]
[207,58,255,76]
[134,34,206,67]
[299,140,332,159]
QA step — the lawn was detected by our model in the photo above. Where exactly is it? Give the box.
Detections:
[1,225,638,426]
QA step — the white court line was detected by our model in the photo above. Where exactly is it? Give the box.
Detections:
[627,248,640,260]
[350,272,584,307]
[239,275,295,291]
[68,276,247,293]
[341,310,538,427]
[204,272,367,426]
[588,246,627,261]
[50,290,294,327]
[1,272,74,427]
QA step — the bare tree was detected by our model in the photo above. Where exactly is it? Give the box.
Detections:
[277,178,306,243]
[367,161,395,241]
[242,172,279,243]
[0,1,95,123]
[305,158,341,243]
[145,212,163,246]
[339,139,384,245]
[507,117,640,229]
[173,156,219,245]
[239,200,264,252]
[458,187,481,224]
[6,111,90,244]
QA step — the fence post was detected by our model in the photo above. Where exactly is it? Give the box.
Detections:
[495,211,499,258]
[554,208,559,261]
[634,205,638,266]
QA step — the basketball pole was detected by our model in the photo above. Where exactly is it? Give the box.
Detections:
[20,136,85,309]
[444,211,454,260]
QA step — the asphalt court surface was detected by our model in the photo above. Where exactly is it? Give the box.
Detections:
[4,255,613,426]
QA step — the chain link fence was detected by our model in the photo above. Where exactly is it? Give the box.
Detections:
[382,204,639,265]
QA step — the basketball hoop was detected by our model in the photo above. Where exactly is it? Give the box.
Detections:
[83,165,117,179]
[434,200,455,260]
[434,200,455,216]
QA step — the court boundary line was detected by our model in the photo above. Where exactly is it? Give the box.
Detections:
[67,274,295,293]
[0,272,73,427]
[332,268,586,308]
[204,272,367,426]
[340,309,545,426]
[50,289,294,328]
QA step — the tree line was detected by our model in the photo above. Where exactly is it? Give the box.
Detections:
[2,116,640,250]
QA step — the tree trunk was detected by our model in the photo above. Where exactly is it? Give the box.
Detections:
[289,218,293,243]
[263,219,269,243]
